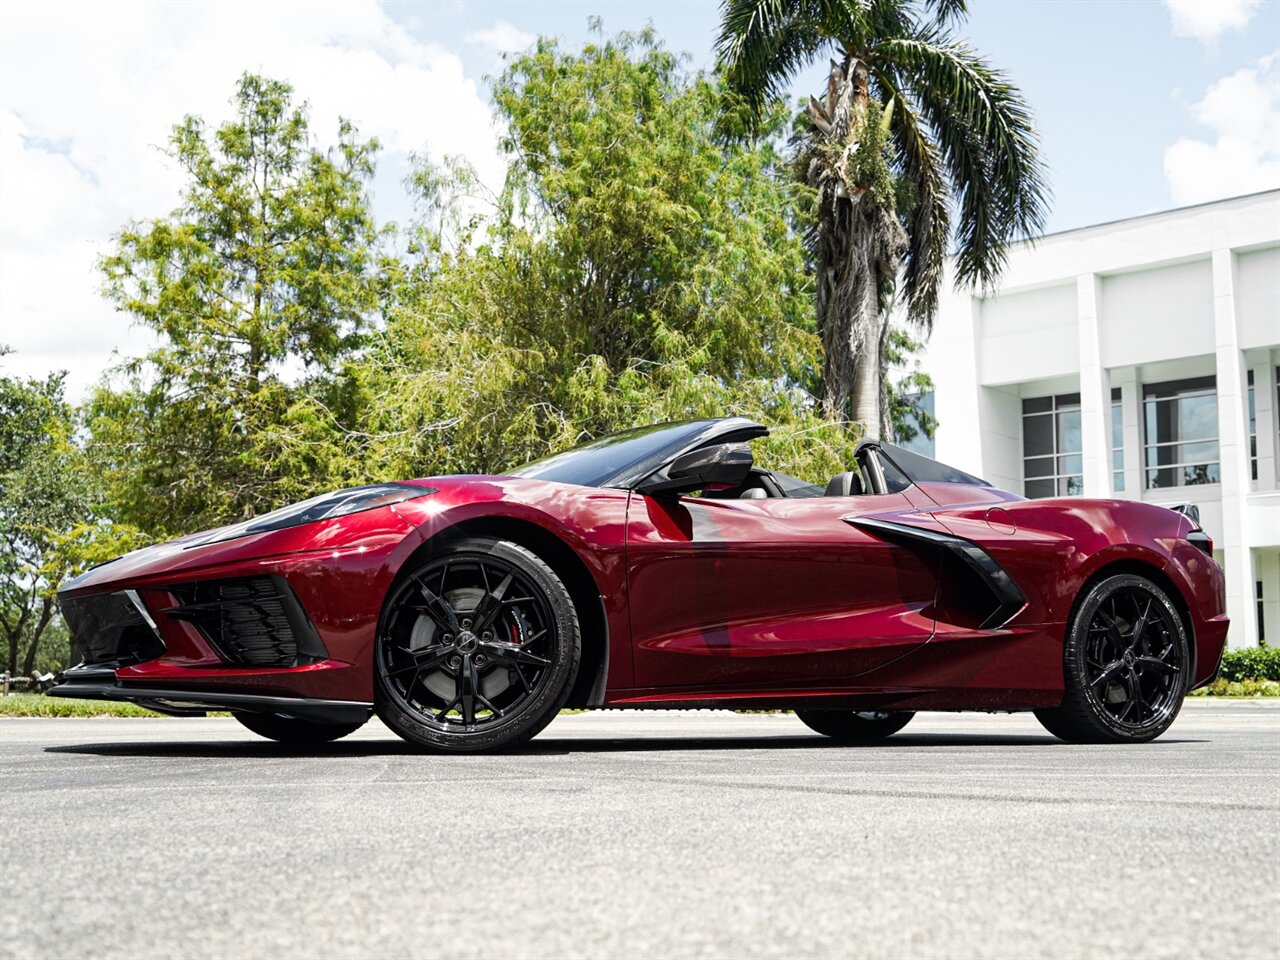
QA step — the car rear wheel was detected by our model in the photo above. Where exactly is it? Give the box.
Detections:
[795,709,914,742]
[374,537,580,753]
[233,712,366,744]
[1035,573,1189,744]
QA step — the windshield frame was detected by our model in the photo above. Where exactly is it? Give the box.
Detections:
[509,418,769,489]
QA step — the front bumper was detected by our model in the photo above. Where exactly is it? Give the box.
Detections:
[49,666,372,723]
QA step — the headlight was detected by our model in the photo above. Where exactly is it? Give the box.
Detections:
[187,483,435,548]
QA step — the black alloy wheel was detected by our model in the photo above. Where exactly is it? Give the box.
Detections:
[374,537,580,752]
[1036,573,1189,744]
[795,709,915,742]
[233,712,367,744]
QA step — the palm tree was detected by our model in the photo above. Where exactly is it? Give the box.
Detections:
[717,0,1049,438]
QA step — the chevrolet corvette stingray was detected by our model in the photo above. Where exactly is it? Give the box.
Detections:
[52,417,1228,751]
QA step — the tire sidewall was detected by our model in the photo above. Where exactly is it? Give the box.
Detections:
[374,537,580,753]
[1066,574,1189,743]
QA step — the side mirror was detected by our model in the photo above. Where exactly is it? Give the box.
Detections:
[637,442,754,496]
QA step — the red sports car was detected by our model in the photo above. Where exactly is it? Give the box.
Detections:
[53,417,1227,751]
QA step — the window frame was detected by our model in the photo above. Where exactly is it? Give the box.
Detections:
[1142,376,1220,490]
[1110,386,1124,493]
[1022,392,1083,499]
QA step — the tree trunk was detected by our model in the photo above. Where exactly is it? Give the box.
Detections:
[877,312,895,443]
[4,598,33,675]
[806,57,905,440]
[21,597,54,676]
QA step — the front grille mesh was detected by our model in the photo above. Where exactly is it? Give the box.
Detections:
[166,577,300,667]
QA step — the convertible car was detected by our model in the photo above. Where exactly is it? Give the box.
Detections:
[53,417,1227,751]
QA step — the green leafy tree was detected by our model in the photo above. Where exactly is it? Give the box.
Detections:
[0,361,139,674]
[92,73,384,536]
[718,0,1049,437]
[356,27,862,483]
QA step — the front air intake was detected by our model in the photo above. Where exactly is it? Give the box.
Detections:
[60,591,166,666]
[164,576,327,667]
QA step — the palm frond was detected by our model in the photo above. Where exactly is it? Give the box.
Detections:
[872,70,948,328]
[876,30,1050,291]
[917,0,968,28]
[715,0,829,113]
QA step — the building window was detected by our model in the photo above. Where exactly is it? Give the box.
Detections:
[1248,370,1257,481]
[1111,387,1125,492]
[1143,376,1219,489]
[895,390,935,459]
[1023,393,1081,498]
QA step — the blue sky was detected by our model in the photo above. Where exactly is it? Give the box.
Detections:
[1,0,1277,397]
[387,0,1280,232]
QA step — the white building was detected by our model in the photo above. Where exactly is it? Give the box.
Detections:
[912,189,1280,649]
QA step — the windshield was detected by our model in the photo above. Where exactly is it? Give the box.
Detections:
[510,421,723,488]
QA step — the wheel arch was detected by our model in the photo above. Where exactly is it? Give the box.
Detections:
[391,515,610,709]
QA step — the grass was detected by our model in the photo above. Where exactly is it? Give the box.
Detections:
[0,693,232,718]
[0,693,169,718]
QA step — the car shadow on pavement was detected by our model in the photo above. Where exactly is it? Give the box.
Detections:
[43,731,1202,758]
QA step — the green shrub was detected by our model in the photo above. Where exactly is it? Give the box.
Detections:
[1218,647,1280,682]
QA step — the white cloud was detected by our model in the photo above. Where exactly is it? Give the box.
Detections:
[1164,0,1261,46]
[1164,54,1280,205]
[467,20,536,57]
[0,0,503,400]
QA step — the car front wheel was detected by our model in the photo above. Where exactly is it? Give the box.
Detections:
[374,537,581,753]
[1035,573,1189,744]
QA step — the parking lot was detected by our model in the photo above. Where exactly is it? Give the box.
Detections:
[2,701,1277,959]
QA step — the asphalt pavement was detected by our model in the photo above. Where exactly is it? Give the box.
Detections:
[2,701,1278,960]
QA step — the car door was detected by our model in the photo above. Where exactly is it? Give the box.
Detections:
[625,488,940,691]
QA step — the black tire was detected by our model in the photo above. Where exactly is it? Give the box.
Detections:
[374,537,581,753]
[1035,573,1189,744]
[233,712,366,744]
[795,709,915,742]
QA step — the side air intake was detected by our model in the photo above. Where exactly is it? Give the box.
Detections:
[844,517,1027,630]
[163,575,327,667]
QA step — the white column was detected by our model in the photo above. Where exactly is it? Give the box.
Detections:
[1211,248,1257,648]
[933,293,986,479]
[1113,366,1142,498]
[1076,274,1111,496]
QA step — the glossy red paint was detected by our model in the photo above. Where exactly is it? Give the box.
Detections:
[53,442,1229,717]
[625,492,937,689]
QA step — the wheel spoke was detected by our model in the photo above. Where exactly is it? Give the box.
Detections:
[1135,655,1179,675]
[414,581,461,633]
[1128,599,1152,651]
[1095,608,1127,647]
[1117,694,1136,722]
[471,571,514,633]
[458,654,478,726]
[388,643,453,678]
[1124,669,1146,717]
[481,641,551,669]
[1090,659,1125,688]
